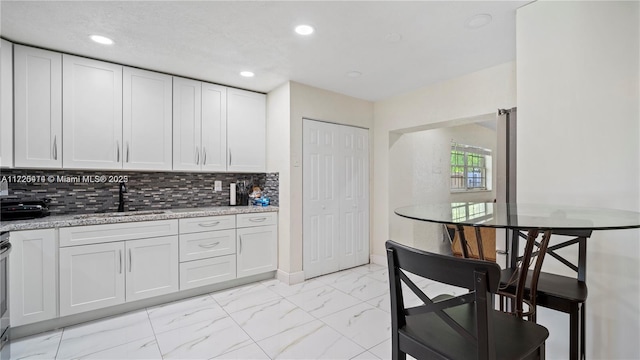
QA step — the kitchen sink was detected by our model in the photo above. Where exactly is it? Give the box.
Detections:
[73,210,166,219]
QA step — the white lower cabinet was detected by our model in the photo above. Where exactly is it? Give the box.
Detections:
[179,255,236,290]
[59,242,126,316]
[236,225,277,278]
[10,229,57,326]
[60,236,179,316]
[125,236,179,302]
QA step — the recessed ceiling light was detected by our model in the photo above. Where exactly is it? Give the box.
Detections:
[464,14,492,29]
[346,71,362,78]
[295,24,315,36]
[240,71,255,77]
[89,35,114,45]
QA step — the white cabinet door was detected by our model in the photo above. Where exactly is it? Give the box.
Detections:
[236,225,277,278]
[13,45,62,168]
[125,236,178,302]
[63,54,123,169]
[60,242,125,316]
[201,83,227,172]
[0,39,13,168]
[227,88,266,172]
[10,229,57,326]
[123,67,172,170]
[172,77,201,171]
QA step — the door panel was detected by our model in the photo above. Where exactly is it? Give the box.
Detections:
[62,54,122,169]
[59,242,125,316]
[303,120,368,278]
[172,77,201,171]
[125,236,178,302]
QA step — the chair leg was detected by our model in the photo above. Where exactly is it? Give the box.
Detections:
[580,303,586,360]
[392,336,406,360]
[540,342,546,360]
[570,305,579,360]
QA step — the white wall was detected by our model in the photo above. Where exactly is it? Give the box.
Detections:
[266,82,291,273]
[268,81,374,279]
[517,1,639,358]
[372,62,516,262]
[389,123,497,253]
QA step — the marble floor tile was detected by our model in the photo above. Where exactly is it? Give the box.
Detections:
[5,329,62,360]
[331,275,389,301]
[350,264,386,274]
[287,285,362,318]
[211,283,282,314]
[369,339,416,360]
[257,320,364,360]
[230,298,315,342]
[363,268,389,284]
[321,303,391,349]
[211,342,270,360]
[154,315,252,359]
[351,350,381,360]
[314,268,370,286]
[147,294,227,334]
[67,336,162,360]
[261,278,325,298]
[56,310,155,359]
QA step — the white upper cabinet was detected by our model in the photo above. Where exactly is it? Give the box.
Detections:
[173,77,227,172]
[123,67,172,170]
[13,45,62,168]
[201,83,227,172]
[63,54,123,169]
[0,39,13,168]
[227,88,266,172]
[173,77,202,171]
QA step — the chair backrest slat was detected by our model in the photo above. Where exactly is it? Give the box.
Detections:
[386,240,501,292]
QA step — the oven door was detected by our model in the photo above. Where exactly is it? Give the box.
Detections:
[0,239,11,348]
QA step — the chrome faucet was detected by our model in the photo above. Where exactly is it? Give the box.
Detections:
[118,182,127,212]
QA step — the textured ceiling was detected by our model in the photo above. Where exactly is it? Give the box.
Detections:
[1,1,528,101]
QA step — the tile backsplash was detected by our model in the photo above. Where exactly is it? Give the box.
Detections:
[0,169,279,215]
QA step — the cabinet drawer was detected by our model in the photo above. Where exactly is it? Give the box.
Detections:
[179,255,236,290]
[179,215,235,234]
[179,229,235,262]
[236,212,277,228]
[59,220,178,247]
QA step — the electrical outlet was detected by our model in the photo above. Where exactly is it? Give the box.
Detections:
[214,180,222,192]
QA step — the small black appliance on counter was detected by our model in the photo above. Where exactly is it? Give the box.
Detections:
[1,197,51,220]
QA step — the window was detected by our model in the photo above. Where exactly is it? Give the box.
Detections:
[450,143,491,191]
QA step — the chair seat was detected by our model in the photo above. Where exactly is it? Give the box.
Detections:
[500,269,588,312]
[401,302,549,360]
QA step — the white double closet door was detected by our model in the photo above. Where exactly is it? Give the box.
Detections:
[303,119,369,279]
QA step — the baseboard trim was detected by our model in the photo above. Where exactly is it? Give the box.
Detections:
[370,254,387,267]
[276,269,306,285]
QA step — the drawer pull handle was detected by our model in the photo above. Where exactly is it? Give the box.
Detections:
[129,248,132,272]
[239,236,243,254]
[198,241,220,249]
[119,249,123,274]
[198,221,221,227]
[249,217,267,222]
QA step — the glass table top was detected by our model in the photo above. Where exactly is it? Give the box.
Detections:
[394,203,640,231]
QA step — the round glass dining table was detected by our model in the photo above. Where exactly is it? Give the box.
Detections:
[394,202,640,360]
[394,202,640,231]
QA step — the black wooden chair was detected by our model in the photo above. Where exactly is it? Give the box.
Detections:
[386,240,549,360]
[499,229,590,360]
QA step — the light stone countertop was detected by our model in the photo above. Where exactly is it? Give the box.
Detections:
[0,205,279,232]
